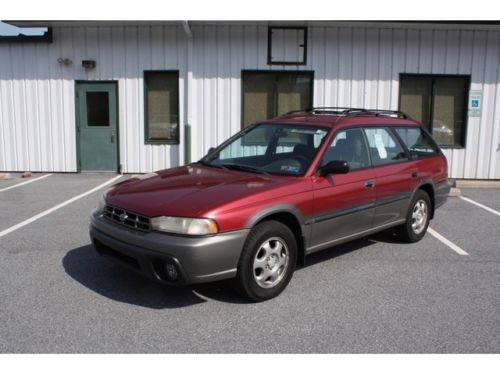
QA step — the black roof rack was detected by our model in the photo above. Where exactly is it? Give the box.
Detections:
[284,107,410,119]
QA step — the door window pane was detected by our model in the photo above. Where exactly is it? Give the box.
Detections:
[242,71,313,128]
[363,128,407,166]
[321,128,370,171]
[399,74,469,147]
[86,92,109,127]
[144,71,179,143]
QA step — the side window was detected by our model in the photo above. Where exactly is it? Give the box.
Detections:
[321,128,370,171]
[363,128,408,166]
[395,127,439,157]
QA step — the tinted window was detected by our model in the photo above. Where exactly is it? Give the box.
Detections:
[399,74,468,147]
[242,71,313,128]
[395,127,439,156]
[86,92,109,127]
[144,71,179,143]
[363,128,408,166]
[321,128,370,171]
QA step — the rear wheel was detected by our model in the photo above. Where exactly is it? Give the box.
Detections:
[235,220,297,302]
[396,190,431,243]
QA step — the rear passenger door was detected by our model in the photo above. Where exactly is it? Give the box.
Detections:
[394,127,449,207]
[362,127,417,228]
[310,128,376,249]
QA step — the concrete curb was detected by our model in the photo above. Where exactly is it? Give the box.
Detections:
[449,187,461,197]
[454,179,500,188]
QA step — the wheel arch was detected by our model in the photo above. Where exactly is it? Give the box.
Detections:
[246,206,307,266]
[414,180,436,219]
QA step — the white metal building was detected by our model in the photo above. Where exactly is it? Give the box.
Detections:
[0,21,499,179]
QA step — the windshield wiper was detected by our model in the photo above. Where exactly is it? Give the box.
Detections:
[220,163,269,175]
[197,160,228,170]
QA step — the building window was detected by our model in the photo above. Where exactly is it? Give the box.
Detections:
[399,74,469,147]
[241,71,313,128]
[144,71,179,144]
[268,27,307,65]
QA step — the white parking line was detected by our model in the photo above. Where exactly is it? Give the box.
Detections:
[0,175,123,238]
[0,174,52,193]
[459,196,500,217]
[428,227,469,256]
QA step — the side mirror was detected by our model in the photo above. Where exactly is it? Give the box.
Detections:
[318,160,349,176]
[206,147,216,156]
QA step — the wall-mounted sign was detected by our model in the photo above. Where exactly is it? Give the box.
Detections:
[468,91,482,117]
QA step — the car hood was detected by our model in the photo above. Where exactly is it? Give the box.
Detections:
[106,164,297,218]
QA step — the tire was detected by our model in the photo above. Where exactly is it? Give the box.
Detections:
[396,190,431,243]
[235,220,297,302]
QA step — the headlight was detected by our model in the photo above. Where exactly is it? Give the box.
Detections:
[150,216,218,235]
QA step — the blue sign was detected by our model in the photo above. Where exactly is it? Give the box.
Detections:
[471,100,479,108]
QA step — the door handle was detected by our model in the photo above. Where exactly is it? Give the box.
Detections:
[364,180,375,189]
[111,130,116,143]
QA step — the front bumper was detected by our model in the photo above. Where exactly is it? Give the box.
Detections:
[89,211,249,285]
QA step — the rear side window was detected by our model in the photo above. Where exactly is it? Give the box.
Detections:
[363,128,408,166]
[395,127,439,157]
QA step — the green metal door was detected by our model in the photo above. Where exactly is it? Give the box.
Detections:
[76,82,118,171]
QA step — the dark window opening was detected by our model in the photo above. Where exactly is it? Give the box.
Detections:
[241,71,313,128]
[86,92,109,127]
[144,71,180,144]
[399,74,469,147]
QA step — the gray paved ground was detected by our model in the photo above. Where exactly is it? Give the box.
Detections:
[460,188,500,212]
[0,174,499,353]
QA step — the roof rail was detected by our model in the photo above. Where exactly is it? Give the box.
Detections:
[284,107,410,119]
[363,109,409,119]
[285,107,367,116]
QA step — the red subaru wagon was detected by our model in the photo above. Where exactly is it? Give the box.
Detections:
[90,108,451,301]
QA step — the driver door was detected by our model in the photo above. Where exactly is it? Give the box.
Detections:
[310,128,376,249]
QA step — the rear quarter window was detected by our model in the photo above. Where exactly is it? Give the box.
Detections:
[395,127,440,157]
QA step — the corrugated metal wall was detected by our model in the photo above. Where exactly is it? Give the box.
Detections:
[0,25,187,173]
[1,22,499,178]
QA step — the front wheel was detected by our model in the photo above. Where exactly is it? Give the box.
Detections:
[235,220,297,302]
[396,190,431,243]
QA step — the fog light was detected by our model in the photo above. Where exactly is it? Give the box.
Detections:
[165,262,179,281]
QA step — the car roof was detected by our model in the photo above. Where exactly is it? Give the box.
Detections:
[266,108,422,129]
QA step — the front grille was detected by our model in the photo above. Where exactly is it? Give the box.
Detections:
[103,205,151,232]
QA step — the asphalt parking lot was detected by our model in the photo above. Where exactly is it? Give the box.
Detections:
[0,173,499,353]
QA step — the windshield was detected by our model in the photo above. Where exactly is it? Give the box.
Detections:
[201,124,329,176]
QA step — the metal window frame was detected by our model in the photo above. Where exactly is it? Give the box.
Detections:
[240,70,315,129]
[267,26,308,65]
[398,73,471,149]
[143,70,180,145]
